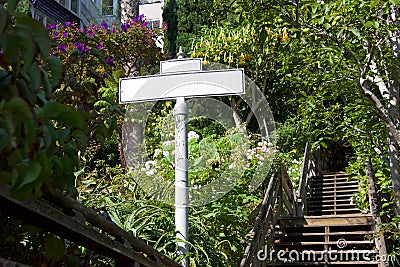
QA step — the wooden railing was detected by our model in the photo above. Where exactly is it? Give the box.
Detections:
[240,164,296,267]
[296,142,316,216]
[0,185,181,267]
[366,158,389,267]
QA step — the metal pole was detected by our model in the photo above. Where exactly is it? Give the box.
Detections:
[174,47,189,267]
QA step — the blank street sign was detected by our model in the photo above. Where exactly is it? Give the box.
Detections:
[119,68,245,104]
[160,58,202,74]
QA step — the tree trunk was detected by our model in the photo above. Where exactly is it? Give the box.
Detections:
[119,0,142,168]
[388,5,400,220]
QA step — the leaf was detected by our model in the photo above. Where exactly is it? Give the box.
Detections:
[16,160,42,189]
[0,7,7,35]
[6,0,18,14]
[44,235,65,263]
[16,29,34,72]
[2,32,19,64]
[41,102,86,130]
[0,128,10,150]
[15,13,51,57]
[47,56,63,86]
[349,27,361,37]
[28,64,41,92]
[364,21,374,28]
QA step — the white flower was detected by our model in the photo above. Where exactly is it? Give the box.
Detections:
[188,131,199,141]
[145,169,155,176]
[154,148,162,157]
[145,160,156,170]
[162,140,175,147]
[163,150,170,157]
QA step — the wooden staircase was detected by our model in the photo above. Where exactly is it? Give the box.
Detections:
[271,172,379,266]
[240,144,389,267]
[307,172,360,216]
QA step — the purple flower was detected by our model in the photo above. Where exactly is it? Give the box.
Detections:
[86,30,94,37]
[103,73,108,78]
[74,42,85,51]
[62,31,68,37]
[65,22,71,26]
[47,24,56,30]
[58,44,66,52]
[96,44,103,50]
[121,24,130,32]
[101,22,108,29]
[105,57,115,67]
[52,32,58,39]
[142,21,148,27]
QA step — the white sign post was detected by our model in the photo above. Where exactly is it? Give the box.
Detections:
[119,49,244,267]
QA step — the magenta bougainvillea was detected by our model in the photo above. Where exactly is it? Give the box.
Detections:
[48,17,165,110]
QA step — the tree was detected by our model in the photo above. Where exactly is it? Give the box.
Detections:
[236,0,400,218]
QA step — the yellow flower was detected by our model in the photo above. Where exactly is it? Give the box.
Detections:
[244,54,251,60]
[198,51,204,57]
[228,58,234,64]
[226,37,232,42]
[239,61,245,65]
[202,60,208,65]
[191,52,196,57]
[213,57,218,62]
[281,30,290,42]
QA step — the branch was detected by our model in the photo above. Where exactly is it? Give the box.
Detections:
[358,77,400,144]
[344,122,390,165]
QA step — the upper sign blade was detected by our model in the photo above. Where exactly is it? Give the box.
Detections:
[119,68,245,104]
[160,58,202,74]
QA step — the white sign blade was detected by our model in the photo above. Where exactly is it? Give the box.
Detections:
[119,69,244,104]
[160,58,202,74]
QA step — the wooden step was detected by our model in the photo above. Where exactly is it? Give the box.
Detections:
[307,198,354,204]
[276,240,373,246]
[310,189,359,195]
[310,180,353,185]
[279,215,373,226]
[310,185,359,191]
[264,261,379,266]
[308,203,356,208]
[308,194,355,199]
[277,231,374,237]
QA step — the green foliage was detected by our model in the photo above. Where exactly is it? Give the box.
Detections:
[0,0,87,198]
[163,0,232,55]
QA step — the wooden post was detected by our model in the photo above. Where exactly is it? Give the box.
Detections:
[366,158,389,267]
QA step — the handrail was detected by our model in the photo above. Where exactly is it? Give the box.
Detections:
[296,142,316,216]
[366,158,389,267]
[240,163,296,266]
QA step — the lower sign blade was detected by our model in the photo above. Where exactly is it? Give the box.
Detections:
[119,69,244,104]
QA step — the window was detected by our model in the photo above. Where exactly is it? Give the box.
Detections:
[102,0,113,16]
[71,0,78,13]
[152,20,160,28]
[59,0,66,7]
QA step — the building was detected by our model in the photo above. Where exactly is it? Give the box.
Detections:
[28,0,164,29]
[29,0,118,27]
[139,0,164,29]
